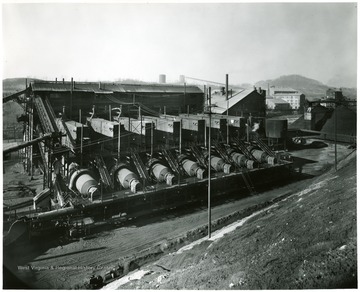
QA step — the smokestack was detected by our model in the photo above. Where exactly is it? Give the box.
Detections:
[99,82,101,90]
[55,78,57,84]
[71,77,74,92]
[179,75,185,83]
[62,78,65,84]
[159,74,166,84]
[225,74,229,100]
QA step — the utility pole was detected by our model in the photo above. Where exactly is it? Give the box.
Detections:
[204,85,207,147]
[226,74,229,144]
[334,102,337,171]
[208,87,212,239]
[118,106,122,159]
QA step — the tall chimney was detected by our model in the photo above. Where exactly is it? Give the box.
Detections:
[225,74,229,100]
[179,75,185,83]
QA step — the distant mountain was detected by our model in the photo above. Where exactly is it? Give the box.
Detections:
[255,74,356,100]
[255,75,328,98]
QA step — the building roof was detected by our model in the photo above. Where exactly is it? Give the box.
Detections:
[272,87,299,93]
[30,81,203,94]
[211,88,255,114]
[267,98,289,104]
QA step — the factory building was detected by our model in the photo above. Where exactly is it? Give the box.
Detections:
[266,98,291,111]
[210,88,266,118]
[268,86,305,110]
[31,80,205,119]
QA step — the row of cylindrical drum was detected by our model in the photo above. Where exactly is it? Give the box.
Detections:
[67,147,276,199]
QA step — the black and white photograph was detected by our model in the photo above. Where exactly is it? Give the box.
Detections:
[2,1,357,289]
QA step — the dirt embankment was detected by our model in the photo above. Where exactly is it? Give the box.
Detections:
[114,151,357,290]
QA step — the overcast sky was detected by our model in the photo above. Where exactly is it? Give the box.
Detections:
[2,3,357,87]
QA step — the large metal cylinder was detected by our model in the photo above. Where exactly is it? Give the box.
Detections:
[228,150,256,169]
[69,169,99,201]
[249,148,276,165]
[180,155,205,179]
[116,167,141,193]
[148,159,175,186]
[203,154,233,174]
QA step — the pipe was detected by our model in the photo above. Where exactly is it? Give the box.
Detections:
[3,133,52,155]
[115,166,141,193]
[147,158,175,186]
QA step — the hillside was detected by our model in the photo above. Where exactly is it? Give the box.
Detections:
[255,75,356,99]
[112,151,357,290]
[3,78,42,97]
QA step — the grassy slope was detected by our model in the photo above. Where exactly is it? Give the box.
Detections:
[121,151,357,289]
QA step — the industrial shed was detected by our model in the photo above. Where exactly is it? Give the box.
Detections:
[266,98,291,111]
[211,88,266,118]
[30,81,204,119]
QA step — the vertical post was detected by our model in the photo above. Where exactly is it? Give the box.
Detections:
[184,82,187,113]
[179,118,182,154]
[334,102,337,171]
[226,74,229,144]
[79,109,82,123]
[208,87,212,239]
[70,77,73,119]
[109,104,112,121]
[140,105,142,150]
[164,106,166,116]
[30,96,34,179]
[80,124,83,167]
[204,85,207,147]
[118,112,121,159]
[151,122,154,157]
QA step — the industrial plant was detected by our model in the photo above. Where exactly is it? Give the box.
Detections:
[3,74,356,289]
[3,74,293,237]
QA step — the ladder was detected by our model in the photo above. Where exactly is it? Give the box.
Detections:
[34,96,54,133]
[233,137,259,163]
[95,155,114,189]
[43,97,59,132]
[240,168,257,195]
[59,119,77,151]
[252,135,276,157]
[131,151,152,184]
[38,141,48,185]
